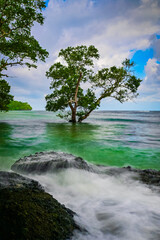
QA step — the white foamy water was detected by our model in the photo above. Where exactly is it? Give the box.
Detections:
[31,169,160,240]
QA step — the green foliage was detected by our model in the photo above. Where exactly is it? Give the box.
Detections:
[46,45,142,122]
[0,0,49,77]
[0,79,13,111]
[8,100,32,110]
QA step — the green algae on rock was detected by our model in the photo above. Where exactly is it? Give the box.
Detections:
[0,171,79,240]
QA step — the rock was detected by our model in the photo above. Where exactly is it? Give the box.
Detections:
[136,169,160,186]
[99,164,160,187]
[0,171,79,240]
[11,151,160,188]
[123,166,160,187]
[0,171,43,190]
[96,165,160,187]
[11,151,94,174]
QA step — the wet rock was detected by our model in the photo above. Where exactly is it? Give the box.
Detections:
[11,151,94,174]
[124,166,160,187]
[11,151,160,188]
[0,171,79,240]
[0,171,43,190]
[98,164,160,187]
[94,165,160,187]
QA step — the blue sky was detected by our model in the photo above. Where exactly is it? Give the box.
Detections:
[45,0,50,7]
[7,0,160,110]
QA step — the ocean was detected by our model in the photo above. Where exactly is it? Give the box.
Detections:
[0,110,160,240]
[0,110,159,170]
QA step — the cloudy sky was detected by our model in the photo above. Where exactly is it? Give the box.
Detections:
[7,0,160,110]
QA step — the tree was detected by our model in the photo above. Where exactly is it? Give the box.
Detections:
[0,0,49,77]
[0,79,13,111]
[8,100,32,110]
[45,45,142,123]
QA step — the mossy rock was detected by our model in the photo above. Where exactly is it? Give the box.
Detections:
[0,171,78,240]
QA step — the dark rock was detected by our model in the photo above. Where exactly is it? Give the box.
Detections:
[138,169,160,186]
[0,171,79,240]
[11,151,94,174]
[0,171,43,190]
[123,166,160,187]
[94,165,160,188]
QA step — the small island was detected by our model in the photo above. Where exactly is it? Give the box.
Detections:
[8,101,32,111]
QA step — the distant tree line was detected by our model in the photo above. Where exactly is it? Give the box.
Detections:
[8,101,32,111]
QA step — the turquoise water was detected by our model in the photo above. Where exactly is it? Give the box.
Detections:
[0,111,160,170]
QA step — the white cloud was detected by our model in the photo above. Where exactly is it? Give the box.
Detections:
[138,58,160,102]
[150,34,160,60]
[144,58,160,85]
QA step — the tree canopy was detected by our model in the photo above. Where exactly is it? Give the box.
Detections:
[0,79,13,111]
[0,0,48,77]
[8,100,32,111]
[45,45,142,123]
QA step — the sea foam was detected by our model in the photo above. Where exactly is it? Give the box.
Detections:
[30,169,160,240]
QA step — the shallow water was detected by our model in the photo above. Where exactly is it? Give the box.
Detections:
[0,111,160,170]
[0,111,160,239]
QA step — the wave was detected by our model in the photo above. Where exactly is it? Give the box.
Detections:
[31,168,160,240]
[94,118,159,124]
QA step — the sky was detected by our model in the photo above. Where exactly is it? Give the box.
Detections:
[7,0,160,111]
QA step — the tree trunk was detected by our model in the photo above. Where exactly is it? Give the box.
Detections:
[68,102,76,123]
[69,72,82,123]
[71,109,76,123]
[75,72,82,105]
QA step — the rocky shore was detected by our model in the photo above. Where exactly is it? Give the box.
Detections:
[1,151,160,240]
[11,151,160,187]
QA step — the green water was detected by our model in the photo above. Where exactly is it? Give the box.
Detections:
[0,111,160,170]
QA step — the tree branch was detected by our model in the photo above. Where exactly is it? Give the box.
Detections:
[0,59,24,77]
[78,85,119,122]
[74,71,82,109]
[78,108,93,122]
[68,102,74,112]
[0,60,23,70]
